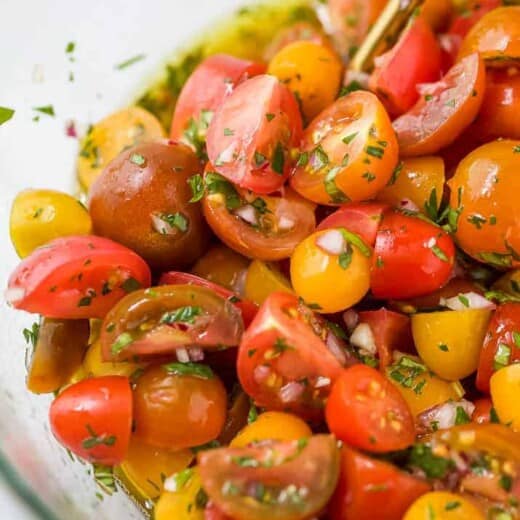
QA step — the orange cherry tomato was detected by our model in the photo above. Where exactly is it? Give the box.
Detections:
[291,91,399,205]
[393,53,486,157]
[421,0,453,32]
[448,139,520,267]
[448,0,502,40]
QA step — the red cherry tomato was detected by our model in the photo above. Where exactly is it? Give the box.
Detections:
[370,16,442,117]
[317,202,388,247]
[170,54,266,151]
[329,445,431,520]
[448,0,502,40]
[326,364,415,453]
[159,271,258,326]
[476,303,520,394]
[237,292,350,420]
[357,308,414,370]
[393,52,486,157]
[206,75,303,194]
[49,376,132,465]
[6,236,151,319]
[472,398,495,425]
[371,210,455,300]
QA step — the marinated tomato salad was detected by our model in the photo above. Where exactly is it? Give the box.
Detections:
[4,0,520,519]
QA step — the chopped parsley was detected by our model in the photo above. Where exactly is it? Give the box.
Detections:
[388,162,403,186]
[339,228,372,257]
[115,54,146,70]
[129,153,146,166]
[82,424,116,450]
[454,406,471,425]
[121,277,141,293]
[160,212,188,232]
[467,214,487,229]
[160,305,202,325]
[431,244,449,262]
[65,41,75,54]
[0,107,15,126]
[408,444,454,479]
[324,167,348,203]
[445,501,461,511]
[33,105,55,117]
[339,80,363,97]
[188,174,204,202]
[271,142,285,174]
[311,145,329,170]
[342,132,358,145]
[205,172,241,210]
[22,322,40,349]
[111,332,134,355]
[248,401,258,424]
[265,113,275,122]
[365,146,385,159]
[362,172,376,182]
[339,246,353,269]
[493,343,511,370]
[296,151,309,167]
[162,362,214,380]
[438,344,449,352]
[93,464,117,496]
[273,337,293,354]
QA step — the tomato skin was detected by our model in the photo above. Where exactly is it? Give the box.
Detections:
[204,503,232,520]
[448,0,502,40]
[237,292,347,419]
[491,364,520,431]
[371,211,455,300]
[317,202,388,247]
[206,75,303,194]
[329,446,430,520]
[170,54,266,146]
[403,492,485,520]
[7,236,151,319]
[476,303,520,394]
[326,365,415,453]
[370,17,442,118]
[244,260,293,306]
[472,398,494,425]
[393,53,486,157]
[49,376,132,465]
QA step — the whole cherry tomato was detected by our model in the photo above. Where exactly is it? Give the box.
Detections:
[403,492,485,520]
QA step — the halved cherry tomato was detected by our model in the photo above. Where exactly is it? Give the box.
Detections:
[369,17,442,117]
[49,375,132,465]
[202,168,316,261]
[6,236,151,319]
[133,364,227,450]
[198,435,340,520]
[448,0,502,40]
[329,446,431,520]
[206,75,302,194]
[244,260,293,306]
[326,364,415,453]
[393,53,486,157]
[291,91,399,204]
[317,202,388,247]
[237,292,350,419]
[476,303,520,393]
[448,140,520,267]
[472,397,494,425]
[403,491,485,520]
[100,285,243,362]
[170,54,266,156]
[371,210,455,300]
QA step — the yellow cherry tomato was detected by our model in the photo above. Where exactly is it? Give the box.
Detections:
[9,189,92,258]
[155,468,205,520]
[117,437,193,502]
[403,491,485,520]
[244,260,293,305]
[290,229,371,313]
[411,309,492,381]
[230,412,312,448]
[491,364,520,431]
[83,340,144,378]
[268,40,344,121]
[77,106,165,192]
[376,156,445,212]
[386,356,465,416]
[192,245,250,292]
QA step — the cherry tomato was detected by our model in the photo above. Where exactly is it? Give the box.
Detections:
[100,285,243,362]
[170,54,266,156]
[448,0,502,40]
[243,259,293,306]
[202,169,316,261]
[421,0,453,32]
[291,91,399,204]
[237,292,348,419]
[89,140,210,271]
[393,53,486,157]
[206,75,302,194]
[472,398,495,425]
[371,210,455,300]
[491,364,520,431]
[83,339,145,379]
[133,364,227,450]
[27,318,89,394]
[198,435,340,520]
[49,376,132,465]
[290,228,372,313]
[9,189,92,258]
[329,446,431,520]
[6,236,151,319]
[316,202,388,247]
[370,17,442,117]
[476,303,520,393]
[403,492,485,520]
[448,140,520,267]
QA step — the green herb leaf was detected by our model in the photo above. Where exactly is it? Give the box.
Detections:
[0,107,15,126]
[271,142,285,174]
[65,41,75,53]
[33,105,55,117]
[160,306,202,325]
[168,468,194,491]
[162,362,214,379]
[121,277,141,293]
[454,406,471,425]
[431,244,449,262]
[160,212,188,232]
[265,113,275,122]
[388,162,403,186]
[188,174,204,202]
[130,153,146,166]
[22,322,40,349]
[365,146,385,159]
[205,172,241,210]
[111,332,134,355]
[493,343,511,370]
[339,246,353,270]
[324,167,349,203]
[339,228,372,257]
[438,344,449,352]
[296,151,309,167]
[408,444,454,479]
[339,80,363,97]
[254,151,267,167]
[311,145,329,170]
[342,132,358,145]
[248,401,258,424]
[115,54,146,70]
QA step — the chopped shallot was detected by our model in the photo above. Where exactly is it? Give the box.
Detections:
[342,309,359,332]
[417,399,475,432]
[175,347,190,363]
[4,287,25,305]
[316,229,346,256]
[441,292,495,311]
[279,381,305,403]
[234,205,258,226]
[349,323,377,356]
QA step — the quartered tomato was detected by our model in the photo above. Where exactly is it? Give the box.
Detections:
[290,91,399,205]
[393,53,486,157]
[329,446,430,520]
[6,236,151,319]
[326,364,415,453]
[476,303,520,393]
[49,376,132,465]
[237,292,351,419]
[448,140,520,268]
[202,168,316,261]
[198,435,340,520]
[206,75,303,194]
[170,54,266,155]
[369,16,442,117]
[448,0,502,40]
[100,285,243,362]
[371,210,455,300]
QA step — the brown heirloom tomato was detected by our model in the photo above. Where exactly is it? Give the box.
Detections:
[89,140,209,271]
